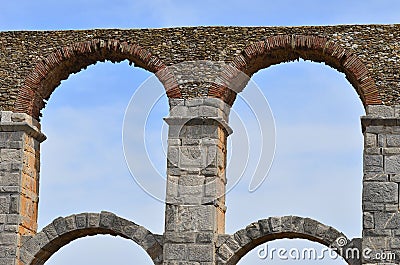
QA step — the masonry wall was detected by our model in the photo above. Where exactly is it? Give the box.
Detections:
[1,25,400,114]
[362,106,400,264]
[0,25,400,265]
[0,111,45,265]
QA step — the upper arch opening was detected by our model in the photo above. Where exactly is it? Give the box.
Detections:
[15,39,166,119]
[223,35,380,107]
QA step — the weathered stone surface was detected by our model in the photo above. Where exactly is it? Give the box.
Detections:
[363,212,374,229]
[374,212,400,229]
[385,155,400,173]
[187,245,213,262]
[20,212,163,265]
[387,135,400,147]
[164,244,186,260]
[363,182,398,203]
[367,106,395,117]
[2,24,400,265]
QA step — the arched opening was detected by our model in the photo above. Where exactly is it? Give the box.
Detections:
[38,60,166,233]
[226,56,365,258]
[216,216,358,265]
[20,212,163,265]
[15,39,166,119]
[27,43,169,264]
[44,235,154,265]
[238,239,348,264]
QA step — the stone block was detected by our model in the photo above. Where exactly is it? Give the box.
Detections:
[365,147,381,155]
[363,202,385,211]
[0,246,16,258]
[363,228,391,236]
[6,215,19,224]
[365,133,377,147]
[200,105,218,118]
[270,216,282,232]
[52,217,67,235]
[233,229,251,247]
[186,98,204,107]
[363,212,374,229]
[374,212,400,229]
[217,244,234,261]
[196,232,213,243]
[391,238,400,249]
[0,233,17,245]
[0,197,8,214]
[99,211,115,228]
[167,146,180,167]
[179,146,206,169]
[303,218,319,236]
[164,232,196,243]
[390,174,400,182]
[87,213,100,227]
[131,226,149,242]
[385,204,399,212]
[364,164,383,173]
[187,245,213,262]
[383,147,400,155]
[164,243,186,260]
[258,219,271,235]
[387,135,400,147]
[363,173,387,181]
[169,105,189,117]
[363,182,398,203]
[42,223,58,241]
[245,222,261,239]
[75,213,87,229]
[364,155,383,167]
[378,134,386,147]
[0,149,21,163]
[64,215,76,231]
[224,236,240,252]
[367,105,395,117]
[363,236,389,250]
[0,112,12,123]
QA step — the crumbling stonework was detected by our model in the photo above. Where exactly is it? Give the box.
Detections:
[0,25,399,264]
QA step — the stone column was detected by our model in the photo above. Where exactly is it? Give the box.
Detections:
[0,111,46,265]
[163,98,231,264]
[362,106,400,264]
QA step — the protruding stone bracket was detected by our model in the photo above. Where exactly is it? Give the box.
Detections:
[361,117,400,133]
[164,117,233,137]
[0,111,46,142]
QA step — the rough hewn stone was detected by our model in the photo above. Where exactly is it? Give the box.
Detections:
[0,25,399,265]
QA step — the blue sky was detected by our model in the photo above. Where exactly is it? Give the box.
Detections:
[2,0,400,264]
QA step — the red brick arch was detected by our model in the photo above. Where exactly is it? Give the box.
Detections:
[14,39,168,119]
[211,35,381,107]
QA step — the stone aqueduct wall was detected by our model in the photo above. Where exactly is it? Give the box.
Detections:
[0,25,400,118]
[0,25,400,264]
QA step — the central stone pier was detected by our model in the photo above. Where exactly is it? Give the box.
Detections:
[163,98,232,264]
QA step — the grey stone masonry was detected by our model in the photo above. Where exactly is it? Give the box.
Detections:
[0,111,45,265]
[163,98,232,264]
[3,24,400,264]
[362,105,400,264]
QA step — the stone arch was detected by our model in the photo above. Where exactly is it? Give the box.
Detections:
[19,212,163,265]
[14,39,167,119]
[212,35,380,107]
[216,216,360,265]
